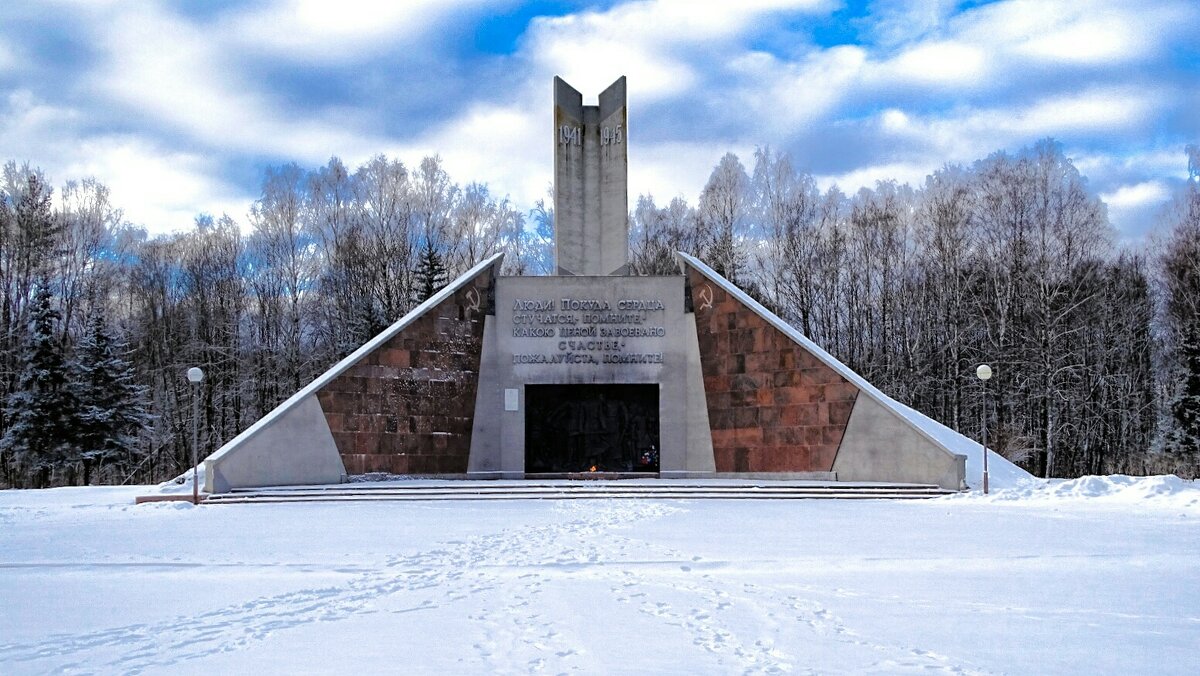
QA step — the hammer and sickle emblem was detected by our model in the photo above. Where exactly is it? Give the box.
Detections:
[697,284,713,311]
[465,287,481,313]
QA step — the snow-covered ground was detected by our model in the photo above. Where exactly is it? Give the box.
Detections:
[1,477,1197,675]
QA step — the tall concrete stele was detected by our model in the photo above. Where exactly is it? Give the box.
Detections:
[553,76,629,276]
[198,75,974,495]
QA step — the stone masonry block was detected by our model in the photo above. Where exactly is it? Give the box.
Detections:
[688,266,860,474]
[316,263,493,475]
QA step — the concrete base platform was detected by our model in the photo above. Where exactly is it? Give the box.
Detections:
[133,494,203,505]
[192,478,958,505]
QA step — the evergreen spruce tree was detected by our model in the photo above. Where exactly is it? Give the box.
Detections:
[1165,325,1200,459]
[74,308,151,484]
[415,240,448,303]
[1160,169,1200,469]
[345,294,388,355]
[0,282,79,487]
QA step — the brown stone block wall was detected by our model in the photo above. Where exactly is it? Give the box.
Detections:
[317,268,492,475]
[687,267,859,473]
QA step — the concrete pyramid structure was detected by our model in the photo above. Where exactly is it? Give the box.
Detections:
[204,250,971,492]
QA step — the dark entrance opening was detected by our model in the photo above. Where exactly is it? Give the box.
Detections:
[525,384,660,474]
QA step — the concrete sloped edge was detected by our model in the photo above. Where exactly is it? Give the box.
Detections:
[202,253,505,487]
[833,392,966,490]
[677,252,967,484]
[205,393,344,492]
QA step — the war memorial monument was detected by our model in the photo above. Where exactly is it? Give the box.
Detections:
[201,77,968,493]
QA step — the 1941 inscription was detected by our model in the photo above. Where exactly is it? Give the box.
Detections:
[558,125,581,146]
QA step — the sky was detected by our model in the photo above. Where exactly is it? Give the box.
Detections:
[1,0,1197,241]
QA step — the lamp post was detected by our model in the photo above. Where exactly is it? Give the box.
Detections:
[186,367,205,505]
[976,363,992,494]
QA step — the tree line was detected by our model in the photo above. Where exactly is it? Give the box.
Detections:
[0,155,543,488]
[631,140,1199,479]
[1,140,1197,487]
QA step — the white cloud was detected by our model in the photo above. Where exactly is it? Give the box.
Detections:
[0,89,249,232]
[1014,88,1159,133]
[0,89,80,141]
[722,45,867,138]
[524,0,830,104]
[528,27,698,103]
[430,0,835,205]
[1100,181,1170,210]
[879,108,909,132]
[63,137,252,232]
[874,87,1161,163]
[1017,16,1144,64]
[535,0,829,46]
[881,40,987,86]
[0,39,14,73]
[952,0,1193,67]
[391,101,547,208]
[1075,148,1192,183]
[221,0,499,61]
[1100,179,1176,240]
[88,4,388,163]
[954,0,1075,47]
[858,0,1196,95]
[634,140,757,203]
[815,160,935,194]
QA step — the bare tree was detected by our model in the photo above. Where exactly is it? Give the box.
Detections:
[448,182,508,274]
[247,163,314,405]
[55,178,121,340]
[748,147,820,330]
[697,153,750,283]
[352,154,417,323]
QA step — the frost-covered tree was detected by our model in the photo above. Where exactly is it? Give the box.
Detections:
[351,155,416,323]
[0,281,78,487]
[748,147,820,328]
[55,177,121,339]
[247,163,313,396]
[629,195,702,276]
[698,153,751,283]
[970,140,1111,476]
[73,307,151,484]
[448,182,512,274]
[629,195,679,275]
[413,155,457,259]
[527,197,556,275]
[1159,169,1200,465]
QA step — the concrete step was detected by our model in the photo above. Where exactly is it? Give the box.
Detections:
[202,481,957,504]
[203,492,951,504]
